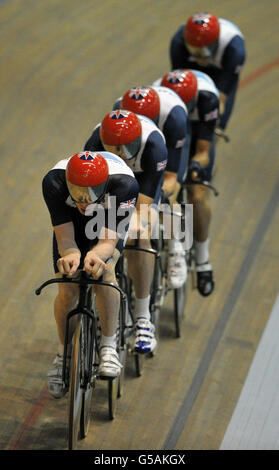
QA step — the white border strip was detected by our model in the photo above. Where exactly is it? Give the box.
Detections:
[220,293,279,450]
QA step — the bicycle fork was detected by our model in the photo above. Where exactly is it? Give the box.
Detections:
[62,283,95,389]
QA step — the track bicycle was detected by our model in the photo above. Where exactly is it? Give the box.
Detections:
[35,270,128,450]
[155,135,224,337]
[149,195,190,339]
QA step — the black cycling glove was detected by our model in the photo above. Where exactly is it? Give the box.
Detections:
[187,160,206,183]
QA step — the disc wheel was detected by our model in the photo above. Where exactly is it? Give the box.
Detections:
[134,353,144,377]
[108,377,119,420]
[174,282,186,338]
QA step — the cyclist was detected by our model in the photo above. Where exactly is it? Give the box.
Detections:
[170,12,246,133]
[42,150,139,398]
[154,69,219,296]
[113,86,189,289]
[84,110,168,354]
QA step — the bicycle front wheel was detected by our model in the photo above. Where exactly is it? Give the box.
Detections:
[80,376,95,438]
[68,320,83,450]
[80,315,96,439]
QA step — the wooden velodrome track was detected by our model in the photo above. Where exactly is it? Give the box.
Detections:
[0,0,279,451]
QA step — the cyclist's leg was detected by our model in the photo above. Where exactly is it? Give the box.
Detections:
[187,142,215,296]
[125,207,157,354]
[94,246,122,378]
[163,136,190,288]
[94,247,120,342]
[187,184,211,241]
[54,274,80,346]
[126,198,156,302]
[126,236,154,298]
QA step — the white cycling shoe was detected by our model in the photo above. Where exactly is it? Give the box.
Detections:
[167,250,187,289]
[134,318,157,354]
[98,346,122,379]
[47,354,67,399]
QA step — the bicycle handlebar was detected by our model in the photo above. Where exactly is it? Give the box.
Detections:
[184,178,219,197]
[189,179,219,196]
[35,270,127,300]
[124,245,158,256]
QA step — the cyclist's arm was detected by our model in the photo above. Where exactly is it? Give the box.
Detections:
[128,192,154,240]
[54,222,81,257]
[53,222,81,276]
[138,132,168,199]
[92,228,119,259]
[217,37,245,127]
[192,139,211,167]
[219,37,246,95]
[162,106,188,198]
[169,25,191,69]
[84,229,118,278]
[219,91,227,117]
[136,192,153,217]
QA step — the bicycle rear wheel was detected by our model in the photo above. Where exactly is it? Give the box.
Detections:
[150,224,166,338]
[117,345,127,398]
[134,353,144,377]
[174,281,186,338]
[108,377,119,420]
[68,319,83,450]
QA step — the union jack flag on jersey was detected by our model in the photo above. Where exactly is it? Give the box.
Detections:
[166,70,185,84]
[109,110,130,120]
[119,197,136,209]
[129,87,149,100]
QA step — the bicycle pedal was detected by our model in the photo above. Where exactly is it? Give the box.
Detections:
[128,344,139,356]
[90,377,97,387]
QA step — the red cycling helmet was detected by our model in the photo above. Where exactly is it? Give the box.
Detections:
[184,13,220,47]
[161,70,198,105]
[66,151,109,204]
[122,86,160,121]
[100,110,141,160]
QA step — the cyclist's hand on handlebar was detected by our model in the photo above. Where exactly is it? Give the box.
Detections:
[57,252,81,277]
[84,252,107,279]
[187,160,206,183]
